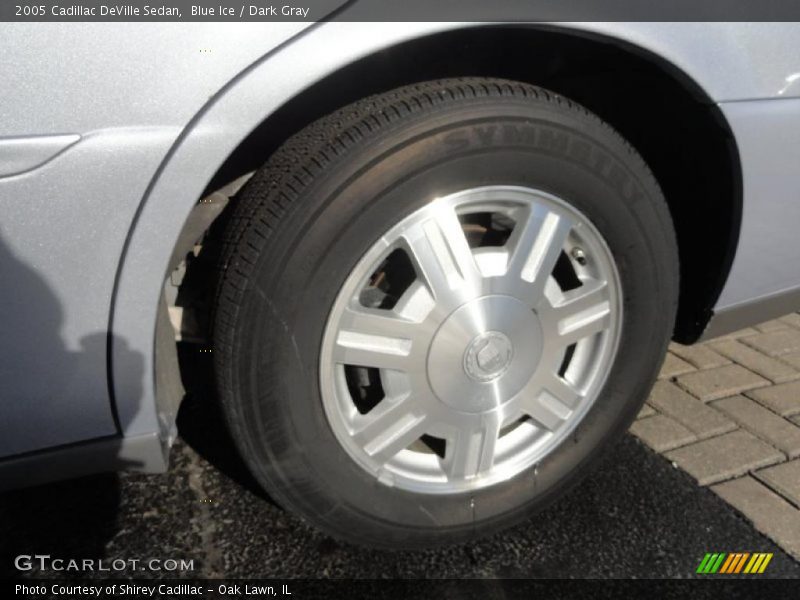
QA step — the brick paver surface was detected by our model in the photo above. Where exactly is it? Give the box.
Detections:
[675,364,770,402]
[754,460,800,509]
[747,381,800,417]
[629,414,696,452]
[710,339,799,383]
[664,430,783,485]
[657,353,695,380]
[714,396,800,458]
[649,381,735,439]
[712,477,800,560]
[669,344,730,369]
[632,312,800,560]
[742,328,800,357]
[780,352,800,371]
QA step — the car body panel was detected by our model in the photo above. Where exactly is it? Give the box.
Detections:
[0,22,312,136]
[0,127,178,456]
[0,21,321,457]
[715,98,800,309]
[0,20,799,473]
[563,22,800,102]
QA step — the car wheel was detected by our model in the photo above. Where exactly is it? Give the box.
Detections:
[213,78,678,548]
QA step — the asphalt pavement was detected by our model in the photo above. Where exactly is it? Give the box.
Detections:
[3,350,799,581]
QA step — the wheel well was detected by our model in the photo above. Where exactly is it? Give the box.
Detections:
[204,25,741,344]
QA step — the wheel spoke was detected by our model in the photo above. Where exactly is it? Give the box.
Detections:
[443,414,501,480]
[551,279,611,346]
[517,375,579,430]
[554,279,609,317]
[333,326,413,371]
[402,204,480,303]
[352,395,427,463]
[541,373,583,410]
[339,305,420,342]
[505,206,572,299]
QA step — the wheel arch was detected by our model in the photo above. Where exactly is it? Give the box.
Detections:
[111,22,742,445]
[207,25,742,345]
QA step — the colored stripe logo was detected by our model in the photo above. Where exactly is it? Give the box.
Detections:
[696,552,773,574]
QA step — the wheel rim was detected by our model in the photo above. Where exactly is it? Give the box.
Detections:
[319,186,622,494]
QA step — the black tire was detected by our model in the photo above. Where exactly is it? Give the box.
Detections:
[213,78,678,549]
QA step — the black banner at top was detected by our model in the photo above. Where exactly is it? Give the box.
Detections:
[5,0,800,22]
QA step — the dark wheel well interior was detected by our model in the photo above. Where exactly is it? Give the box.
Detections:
[206,25,741,344]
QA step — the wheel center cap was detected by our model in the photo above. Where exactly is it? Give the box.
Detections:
[427,295,544,414]
[464,331,513,382]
